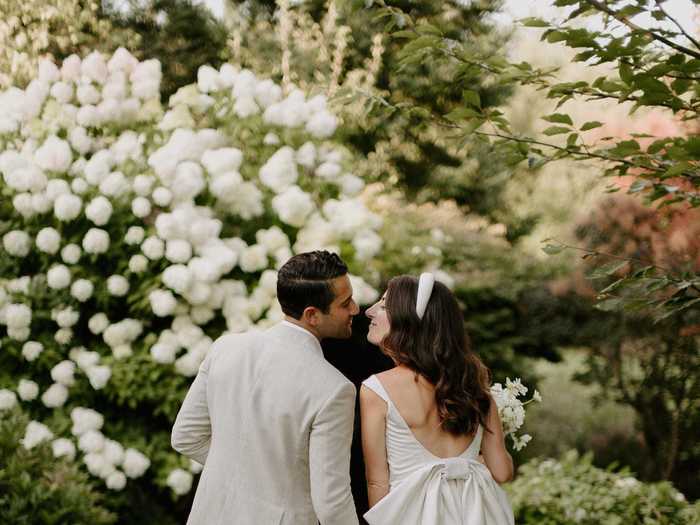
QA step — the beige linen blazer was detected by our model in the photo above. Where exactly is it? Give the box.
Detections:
[171,321,358,525]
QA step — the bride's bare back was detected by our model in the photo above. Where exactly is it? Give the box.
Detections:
[376,367,475,458]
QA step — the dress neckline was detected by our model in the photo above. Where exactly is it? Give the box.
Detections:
[372,374,481,461]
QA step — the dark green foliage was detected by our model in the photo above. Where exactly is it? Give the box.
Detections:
[0,409,116,525]
[105,0,229,99]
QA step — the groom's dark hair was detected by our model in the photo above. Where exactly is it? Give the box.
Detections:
[277,251,348,319]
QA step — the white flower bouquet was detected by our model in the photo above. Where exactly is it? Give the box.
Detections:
[491,378,542,451]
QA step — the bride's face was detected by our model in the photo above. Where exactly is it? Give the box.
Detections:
[365,293,390,345]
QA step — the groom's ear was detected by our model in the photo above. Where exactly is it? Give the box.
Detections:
[301,306,321,327]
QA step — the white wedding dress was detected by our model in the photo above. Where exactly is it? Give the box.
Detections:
[362,374,514,525]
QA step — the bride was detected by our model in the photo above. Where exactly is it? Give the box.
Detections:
[360,273,515,525]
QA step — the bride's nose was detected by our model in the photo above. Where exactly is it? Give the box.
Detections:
[365,304,376,319]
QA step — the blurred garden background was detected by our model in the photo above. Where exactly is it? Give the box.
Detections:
[0,0,699,523]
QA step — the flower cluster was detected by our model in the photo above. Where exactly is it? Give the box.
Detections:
[0,49,382,498]
[490,378,541,451]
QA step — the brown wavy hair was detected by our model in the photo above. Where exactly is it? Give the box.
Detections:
[381,275,492,436]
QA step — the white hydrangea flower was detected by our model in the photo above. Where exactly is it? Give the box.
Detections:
[3,230,31,257]
[82,228,110,254]
[239,245,268,273]
[70,278,94,302]
[42,383,69,408]
[128,254,149,273]
[78,429,106,453]
[142,236,165,260]
[352,230,383,261]
[54,306,80,328]
[189,459,204,474]
[162,265,192,294]
[152,186,172,207]
[61,243,82,264]
[47,264,72,289]
[201,147,243,175]
[17,379,39,401]
[272,185,314,227]
[22,421,54,450]
[36,227,61,255]
[86,365,111,390]
[88,313,110,335]
[149,289,177,317]
[50,360,76,386]
[107,275,130,296]
[166,468,193,495]
[166,239,193,263]
[55,327,73,345]
[52,438,77,460]
[100,171,129,197]
[34,135,72,173]
[132,197,152,218]
[0,389,18,410]
[70,406,104,436]
[133,174,154,196]
[125,226,145,245]
[259,146,298,192]
[174,351,202,377]
[54,193,82,221]
[21,341,43,361]
[150,343,177,364]
[106,470,127,491]
[85,196,113,225]
[305,110,338,139]
[123,448,151,478]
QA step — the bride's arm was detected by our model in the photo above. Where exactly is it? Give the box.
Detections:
[480,396,514,484]
[360,385,390,507]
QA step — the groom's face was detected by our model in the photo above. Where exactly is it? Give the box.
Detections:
[317,274,359,339]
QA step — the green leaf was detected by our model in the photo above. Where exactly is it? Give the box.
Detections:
[542,244,565,255]
[521,17,550,28]
[543,113,573,126]
[462,90,481,109]
[588,260,629,279]
[580,121,603,131]
[542,126,571,136]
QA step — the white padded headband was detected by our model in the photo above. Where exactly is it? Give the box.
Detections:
[416,273,435,320]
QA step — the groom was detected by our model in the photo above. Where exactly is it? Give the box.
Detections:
[171,250,360,525]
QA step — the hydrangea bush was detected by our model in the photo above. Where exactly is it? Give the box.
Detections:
[507,451,698,525]
[0,48,383,514]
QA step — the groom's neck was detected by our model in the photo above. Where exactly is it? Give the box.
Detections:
[284,316,322,341]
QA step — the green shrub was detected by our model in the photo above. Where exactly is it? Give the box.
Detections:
[507,451,694,525]
[0,408,115,525]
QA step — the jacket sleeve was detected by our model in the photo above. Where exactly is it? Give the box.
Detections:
[171,350,214,465]
[309,381,359,525]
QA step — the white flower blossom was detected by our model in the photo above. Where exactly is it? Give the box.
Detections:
[47,264,72,289]
[61,243,82,264]
[123,448,150,478]
[0,389,18,410]
[42,383,69,408]
[166,468,193,495]
[17,379,39,401]
[3,230,31,256]
[88,313,110,335]
[86,365,111,390]
[142,236,165,260]
[85,196,113,225]
[36,227,61,254]
[21,341,43,361]
[129,254,149,273]
[107,275,130,296]
[149,289,177,317]
[125,226,145,245]
[71,278,94,302]
[106,470,127,491]
[51,360,76,386]
[35,135,72,173]
[52,438,77,460]
[22,421,54,449]
[272,185,314,227]
[259,146,298,192]
[54,193,82,221]
[82,228,110,254]
[71,407,104,436]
